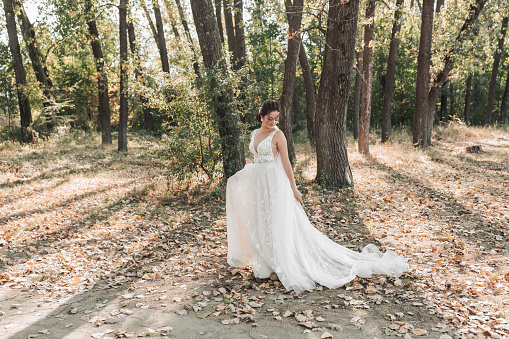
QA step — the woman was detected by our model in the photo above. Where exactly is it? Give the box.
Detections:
[226,100,408,294]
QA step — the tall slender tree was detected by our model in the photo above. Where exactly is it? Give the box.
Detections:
[127,8,153,131]
[298,41,315,146]
[280,0,304,163]
[500,70,509,124]
[174,0,200,76]
[315,0,358,188]
[15,0,53,107]
[464,74,473,125]
[85,0,112,144]
[215,0,224,43]
[484,16,508,125]
[118,0,128,151]
[358,0,375,155]
[152,0,170,73]
[353,51,362,140]
[381,0,404,143]
[3,0,32,142]
[412,0,434,147]
[190,0,245,178]
[424,0,487,142]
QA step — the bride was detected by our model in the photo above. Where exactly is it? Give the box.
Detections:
[226,100,408,294]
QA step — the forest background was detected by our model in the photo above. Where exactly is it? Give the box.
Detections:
[1,0,508,186]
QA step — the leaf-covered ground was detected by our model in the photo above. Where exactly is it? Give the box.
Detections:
[0,125,507,339]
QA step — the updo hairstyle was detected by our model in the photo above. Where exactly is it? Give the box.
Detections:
[256,100,281,123]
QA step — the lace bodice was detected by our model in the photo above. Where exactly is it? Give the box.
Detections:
[249,128,279,163]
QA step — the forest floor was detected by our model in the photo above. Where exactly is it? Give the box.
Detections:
[0,124,508,339]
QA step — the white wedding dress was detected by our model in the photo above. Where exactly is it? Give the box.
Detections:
[226,127,408,294]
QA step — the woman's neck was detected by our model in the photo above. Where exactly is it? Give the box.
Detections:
[260,125,276,133]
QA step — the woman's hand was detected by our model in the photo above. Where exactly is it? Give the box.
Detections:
[293,187,304,206]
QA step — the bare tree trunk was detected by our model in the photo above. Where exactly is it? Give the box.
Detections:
[190,0,245,178]
[381,0,403,143]
[500,71,509,124]
[128,9,154,131]
[174,0,201,76]
[353,51,362,140]
[152,0,170,73]
[3,0,32,142]
[413,0,434,147]
[118,0,128,152]
[279,0,303,163]
[440,84,447,126]
[85,0,112,144]
[233,0,246,70]
[315,0,358,188]
[424,0,487,143]
[485,16,508,125]
[139,0,158,47]
[435,0,444,15]
[215,0,224,43]
[223,0,235,60]
[298,41,316,146]
[15,0,52,107]
[464,74,472,125]
[358,0,375,156]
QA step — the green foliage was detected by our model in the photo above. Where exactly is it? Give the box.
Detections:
[154,78,222,183]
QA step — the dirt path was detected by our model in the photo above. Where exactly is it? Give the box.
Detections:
[0,127,508,338]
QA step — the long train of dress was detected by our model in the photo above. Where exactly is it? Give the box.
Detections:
[226,128,408,294]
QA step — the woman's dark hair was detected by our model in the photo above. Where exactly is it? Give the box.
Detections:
[256,100,281,123]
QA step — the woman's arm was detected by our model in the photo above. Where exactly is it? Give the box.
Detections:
[274,131,304,206]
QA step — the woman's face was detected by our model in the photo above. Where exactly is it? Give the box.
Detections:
[262,111,280,129]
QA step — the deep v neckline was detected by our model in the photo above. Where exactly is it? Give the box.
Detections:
[253,128,277,154]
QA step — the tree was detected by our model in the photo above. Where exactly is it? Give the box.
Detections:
[118,0,128,151]
[358,0,375,155]
[139,0,170,73]
[174,0,200,76]
[464,74,473,125]
[424,0,487,141]
[15,0,53,108]
[3,0,32,142]
[298,41,315,146]
[85,0,112,144]
[500,70,509,124]
[353,51,362,140]
[127,7,154,131]
[315,0,358,188]
[280,0,304,163]
[190,0,245,178]
[412,0,434,147]
[484,16,508,125]
[381,0,404,143]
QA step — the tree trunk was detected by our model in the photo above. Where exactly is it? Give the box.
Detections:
[485,16,508,126]
[500,70,509,124]
[139,0,158,48]
[424,0,487,143]
[127,10,154,131]
[358,0,375,155]
[118,0,128,152]
[279,0,304,163]
[223,0,235,61]
[381,0,403,143]
[215,0,224,44]
[464,74,472,125]
[435,0,444,15]
[314,0,358,188]
[174,0,200,76]
[233,0,246,71]
[412,0,434,147]
[353,51,362,140]
[152,0,170,73]
[298,41,316,146]
[190,0,245,179]
[85,0,112,144]
[3,0,32,142]
[15,0,52,106]
[163,0,181,39]
[440,84,447,126]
